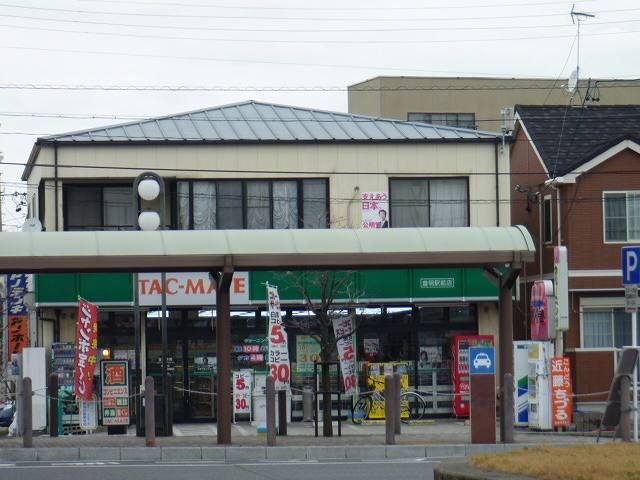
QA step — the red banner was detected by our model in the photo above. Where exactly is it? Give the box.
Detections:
[8,315,29,355]
[75,299,99,401]
[551,356,573,428]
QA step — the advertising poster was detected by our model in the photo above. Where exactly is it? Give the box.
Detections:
[363,337,380,362]
[361,192,389,229]
[266,285,291,390]
[366,362,410,419]
[551,357,573,427]
[296,336,321,374]
[7,274,29,355]
[101,360,130,426]
[530,280,555,340]
[233,370,253,419]
[332,316,357,394]
[75,298,99,401]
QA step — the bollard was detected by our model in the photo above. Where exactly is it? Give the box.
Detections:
[384,375,395,445]
[144,376,156,447]
[266,376,276,446]
[22,377,33,448]
[302,386,314,422]
[277,389,287,436]
[620,375,632,442]
[502,373,514,444]
[48,373,59,438]
[393,373,402,435]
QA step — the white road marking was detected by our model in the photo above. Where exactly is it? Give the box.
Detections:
[233,424,249,436]
[173,426,184,437]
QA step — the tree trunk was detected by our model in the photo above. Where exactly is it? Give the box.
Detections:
[320,325,333,437]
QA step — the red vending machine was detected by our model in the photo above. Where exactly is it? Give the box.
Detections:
[451,335,494,417]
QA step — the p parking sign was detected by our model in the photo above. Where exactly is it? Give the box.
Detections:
[622,246,640,285]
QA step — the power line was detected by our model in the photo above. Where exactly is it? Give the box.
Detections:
[5,3,636,22]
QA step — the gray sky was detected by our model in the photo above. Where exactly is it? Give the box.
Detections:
[1,0,639,229]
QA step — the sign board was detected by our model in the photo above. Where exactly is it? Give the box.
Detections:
[295,336,321,374]
[361,192,389,228]
[626,285,639,313]
[531,280,555,340]
[554,246,569,331]
[101,360,130,426]
[138,271,249,306]
[233,370,253,419]
[7,273,30,355]
[75,298,99,401]
[550,357,573,428]
[333,316,357,395]
[622,246,640,285]
[469,347,496,375]
[266,285,291,390]
[79,396,98,431]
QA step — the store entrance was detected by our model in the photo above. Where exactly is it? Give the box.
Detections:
[146,310,216,422]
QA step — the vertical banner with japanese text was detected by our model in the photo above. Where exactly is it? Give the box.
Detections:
[333,316,357,395]
[233,370,253,418]
[101,360,130,425]
[7,273,29,354]
[75,298,99,401]
[551,357,573,428]
[267,285,290,390]
[361,192,389,228]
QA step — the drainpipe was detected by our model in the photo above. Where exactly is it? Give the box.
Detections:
[494,142,500,227]
[54,142,59,231]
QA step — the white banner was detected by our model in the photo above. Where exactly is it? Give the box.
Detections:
[361,192,389,229]
[333,316,357,395]
[138,272,249,306]
[233,370,253,417]
[267,285,291,390]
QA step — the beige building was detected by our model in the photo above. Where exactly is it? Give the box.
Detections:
[348,77,640,132]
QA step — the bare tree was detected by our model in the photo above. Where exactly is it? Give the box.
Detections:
[279,270,362,437]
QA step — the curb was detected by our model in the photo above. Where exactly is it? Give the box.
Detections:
[0,444,538,463]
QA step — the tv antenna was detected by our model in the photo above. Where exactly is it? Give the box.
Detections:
[569,4,595,93]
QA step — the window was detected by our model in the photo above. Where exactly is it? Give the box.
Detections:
[582,308,639,348]
[64,184,135,230]
[604,192,640,242]
[407,113,476,129]
[389,178,468,228]
[543,195,553,244]
[176,178,328,230]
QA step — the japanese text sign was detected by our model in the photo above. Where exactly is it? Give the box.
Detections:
[551,357,573,428]
[267,285,290,390]
[361,192,389,229]
[333,316,357,394]
[8,315,29,355]
[7,274,28,315]
[101,360,130,425]
[233,370,252,416]
[75,298,99,401]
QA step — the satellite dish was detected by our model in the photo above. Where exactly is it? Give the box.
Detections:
[21,218,43,232]
[567,69,578,94]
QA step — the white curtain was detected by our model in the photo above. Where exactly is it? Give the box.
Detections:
[273,180,298,229]
[246,181,271,229]
[583,310,612,348]
[302,179,327,228]
[193,182,216,230]
[627,193,640,240]
[605,193,627,241]
[176,181,190,230]
[390,179,429,228]
[429,179,468,227]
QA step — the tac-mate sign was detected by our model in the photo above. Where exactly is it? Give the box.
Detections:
[75,298,99,401]
[101,360,130,426]
[7,274,29,355]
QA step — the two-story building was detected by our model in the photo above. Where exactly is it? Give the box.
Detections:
[510,104,640,410]
[23,100,512,421]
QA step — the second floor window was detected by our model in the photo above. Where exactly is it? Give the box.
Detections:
[604,191,640,242]
[407,113,476,129]
[64,184,134,231]
[389,178,468,228]
[176,179,328,230]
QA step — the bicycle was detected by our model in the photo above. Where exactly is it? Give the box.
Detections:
[351,379,426,424]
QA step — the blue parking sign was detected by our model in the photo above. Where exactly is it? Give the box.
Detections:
[469,347,496,375]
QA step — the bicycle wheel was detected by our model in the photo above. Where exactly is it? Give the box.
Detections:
[351,396,372,425]
[400,392,426,423]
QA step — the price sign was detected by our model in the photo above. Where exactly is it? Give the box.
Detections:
[266,285,291,390]
[101,360,130,426]
[333,316,357,395]
[233,370,253,418]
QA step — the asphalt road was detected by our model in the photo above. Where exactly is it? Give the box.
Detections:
[0,458,440,480]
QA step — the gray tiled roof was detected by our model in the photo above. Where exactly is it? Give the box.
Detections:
[39,100,499,143]
[516,105,640,176]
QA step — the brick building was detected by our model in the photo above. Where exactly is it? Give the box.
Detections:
[510,104,640,409]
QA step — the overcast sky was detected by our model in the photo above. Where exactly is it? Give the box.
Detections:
[1,0,639,229]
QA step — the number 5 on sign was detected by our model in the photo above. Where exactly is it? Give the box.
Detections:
[233,370,253,422]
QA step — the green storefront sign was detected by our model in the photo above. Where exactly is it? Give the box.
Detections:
[35,268,499,306]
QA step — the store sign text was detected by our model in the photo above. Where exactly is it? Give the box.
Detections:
[138,272,249,306]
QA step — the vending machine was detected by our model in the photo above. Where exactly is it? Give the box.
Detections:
[513,341,534,427]
[451,335,494,417]
[527,341,553,430]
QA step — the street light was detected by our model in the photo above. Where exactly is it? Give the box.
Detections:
[132,172,168,436]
